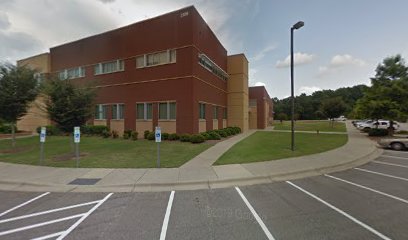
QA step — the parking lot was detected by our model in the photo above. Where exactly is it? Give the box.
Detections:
[0,150,407,240]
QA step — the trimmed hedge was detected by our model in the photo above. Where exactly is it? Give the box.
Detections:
[368,128,388,136]
[162,133,169,140]
[102,130,111,138]
[190,134,205,144]
[168,133,179,141]
[111,130,119,139]
[200,132,210,140]
[144,130,150,139]
[216,129,228,138]
[207,131,221,140]
[0,124,13,134]
[131,131,138,140]
[147,132,155,140]
[123,129,132,139]
[180,134,191,142]
[81,125,109,135]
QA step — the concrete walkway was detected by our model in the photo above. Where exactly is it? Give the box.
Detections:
[0,121,382,192]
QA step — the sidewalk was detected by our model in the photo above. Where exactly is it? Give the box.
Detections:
[0,121,382,192]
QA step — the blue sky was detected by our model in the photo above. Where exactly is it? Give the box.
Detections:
[1,0,407,98]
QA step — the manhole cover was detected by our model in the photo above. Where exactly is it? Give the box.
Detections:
[69,178,101,185]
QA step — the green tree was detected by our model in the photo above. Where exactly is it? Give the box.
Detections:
[354,55,408,135]
[321,97,347,127]
[0,64,39,147]
[276,113,288,123]
[44,78,96,133]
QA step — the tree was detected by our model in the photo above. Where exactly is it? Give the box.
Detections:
[354,55,408,135]
[275,113,288,123]
[44,78,95,133]
[0,64,39,147]
[320,97,347,127]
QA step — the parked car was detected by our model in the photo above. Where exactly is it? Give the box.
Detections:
[334,115,347,121]
[378,137,408,151]
[357,120,399,131]
[352,119,370,127]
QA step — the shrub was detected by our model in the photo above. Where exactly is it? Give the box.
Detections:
[102,129,111,138]
[147,132,155,140]
[131,131,138,140]
[112,130,119,139]
[81,125,109,135]
[200,132,210,140]
[216,129,228,138]
[36,125,60,136]
[233,126,241,134]
[162,133,169,140]
[361,127,371,133]
[368,128,388,136]
[224,128,234,136]
[123,129,132,139]
[0,124,13,134]
[168,133,179,141]
[207,131,221,140]
[180,134,191,142]
[190,134,205,144]
[144,130,150,139]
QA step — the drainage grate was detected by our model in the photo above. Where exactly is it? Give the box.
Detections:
[69,178,101,185]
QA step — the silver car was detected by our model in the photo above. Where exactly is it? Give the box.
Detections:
[378,137,408,151]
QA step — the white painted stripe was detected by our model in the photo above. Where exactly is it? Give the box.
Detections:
[286,181,391,240]
[0,200,100,224]
[57,193,113,240]
[31,231,64,240]
[235,187,275,240]
[0,192,50,218]
[355,167,408,182]
[159,191,175,240]
[382,155,408,160]
[373,161,408,168]
[325,174,408,204]
[0,213,84,236]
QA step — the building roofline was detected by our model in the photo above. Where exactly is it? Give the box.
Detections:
[17,52,49,63]
[50,5,198,50]
[228,53,248,62]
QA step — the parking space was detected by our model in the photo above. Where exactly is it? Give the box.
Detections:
[1,151,408,239]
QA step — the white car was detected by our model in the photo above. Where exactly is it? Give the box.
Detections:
[357,120,400,131]
[334,115,347,121]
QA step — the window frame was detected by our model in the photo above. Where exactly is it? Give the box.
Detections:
[158,102,177,120]
[94,59,125,75]
[111,103,125,120]
[95,104,108,120]
[199,103,206,120]
[136,49,176,69]
[136,103,153,120]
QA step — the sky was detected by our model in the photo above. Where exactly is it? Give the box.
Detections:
[1,0,408,99]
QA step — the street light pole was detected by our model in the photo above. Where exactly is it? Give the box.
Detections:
[290,21,304,151]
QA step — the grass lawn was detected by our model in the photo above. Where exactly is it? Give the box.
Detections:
[0,136,213,168]
[215,131,348,165]
[273,120,346,132]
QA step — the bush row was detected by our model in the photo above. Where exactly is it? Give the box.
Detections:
[368,128,389,136]
[0,124,15,134]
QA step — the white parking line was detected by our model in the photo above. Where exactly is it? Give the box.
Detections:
[354,167,408,182]
[0,192,50,218]
[373,161,408,168]
[325,174,408,204]
[286,181,392,240]
[235,187,275,240]
[382,155,408,160]
[31,231,65,240]
[0,200,100,224]
[57,192,113,240]
[0,213,85,237]
[159,191,175,240]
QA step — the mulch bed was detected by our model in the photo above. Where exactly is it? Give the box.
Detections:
[52,152,89,162]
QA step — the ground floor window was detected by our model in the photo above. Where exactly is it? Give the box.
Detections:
[159,102,176,120]
[136,103,153,120]
[95,104,108,120]
[112,104,124,120]
[213,106,219,119]
[199,103,206,119]
[224,108,227,119]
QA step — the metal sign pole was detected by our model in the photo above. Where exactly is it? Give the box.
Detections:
[40,142,44,165]
[157,142,160,168]
[76,143,80,168]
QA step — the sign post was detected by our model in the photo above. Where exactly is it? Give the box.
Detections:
[155,126,161,168]
[74,126,81,168]
[39,127,46,165]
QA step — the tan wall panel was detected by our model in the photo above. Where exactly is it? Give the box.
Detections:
[17,53,50,72]
[17,96,50,133]
[136,121,152,138]
[199,120,206,133]
[227,54,248,76]
[223,119,227,128]
[94,120,107,126]
[110,120,125,136]
[212,119,218,130]
[249,106,258,129]
[158,121,177,134]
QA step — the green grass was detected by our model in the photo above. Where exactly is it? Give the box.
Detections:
[273,120,346,132]
[215,131,348,165]
[0,136,213,168]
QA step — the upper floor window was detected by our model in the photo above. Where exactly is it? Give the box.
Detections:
[58,66,85,80]
[136,49,176,68]
[198,54,228,81]
[223,108,227,119]
[199,103,206,119]
[159,102,176,120]
[112,104,124,120]
[94,60,124,75]
[136,103,153,120]
[95,104,108,120]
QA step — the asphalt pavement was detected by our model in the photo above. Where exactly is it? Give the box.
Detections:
[0,150,407,239]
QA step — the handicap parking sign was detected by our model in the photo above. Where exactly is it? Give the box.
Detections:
[155,127,161,143]
[74,127,81,143]
[40,127,46,143]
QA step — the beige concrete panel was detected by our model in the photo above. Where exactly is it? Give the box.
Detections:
[110,120,125,136]
[94,120,107,126]
[17,53,50,73]
[227,54,248,76]
[158,121,177,134]
[223,119,227,128]
[17,96,50,133]
[136,121,152,138]
[212,119,218,130]
[199,120,206,133]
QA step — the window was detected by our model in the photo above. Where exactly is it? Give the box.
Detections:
[137,49,176,68]
[112,104,124,120]
[95,104,108,120]
[223,108,227,119]
[159,102,177,120]
[94,60,124,75]
[198,54,228,81]
[58,67,85,80]
[199,103,206,119]
[136,103,153,120]
[213,106,218,119]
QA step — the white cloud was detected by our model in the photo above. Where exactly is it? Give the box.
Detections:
[298,86,322,95]
[276,52,315,68]
[250,44,276,62]
[254,81,266,87]
[318,54,366,77]
[0,11,10,30]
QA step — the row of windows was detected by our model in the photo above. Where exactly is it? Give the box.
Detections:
[95,102,176,120]
[198,54,228,81]
[136,49,176,68]
[199,103,227,120]
[58,67,85,80]
[94,60,124,75]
